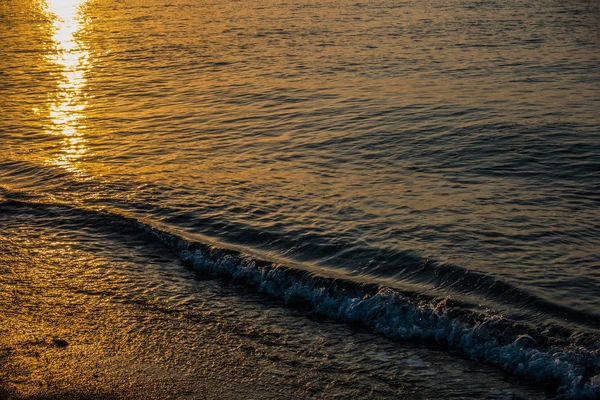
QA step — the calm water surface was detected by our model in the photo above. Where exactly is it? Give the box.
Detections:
[1,0,599,398]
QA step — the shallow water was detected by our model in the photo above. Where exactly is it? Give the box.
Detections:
[1,0,599,398]
[0,202,548,399]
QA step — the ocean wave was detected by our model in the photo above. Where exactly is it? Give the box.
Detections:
[1,197,599,398]
[150,229,600,399]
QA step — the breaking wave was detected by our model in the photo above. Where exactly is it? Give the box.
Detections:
[1,197,598,399]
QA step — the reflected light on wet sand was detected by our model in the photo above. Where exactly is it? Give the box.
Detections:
[45,0,89,173]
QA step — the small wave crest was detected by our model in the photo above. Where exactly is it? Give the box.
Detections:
[159,235,600,398]
[1,197,599,398]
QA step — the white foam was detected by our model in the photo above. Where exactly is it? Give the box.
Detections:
[144,225,600,399]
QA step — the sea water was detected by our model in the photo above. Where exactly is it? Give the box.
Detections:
[1,0,598,398]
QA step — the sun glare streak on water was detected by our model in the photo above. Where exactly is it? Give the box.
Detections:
[44,0,89,174]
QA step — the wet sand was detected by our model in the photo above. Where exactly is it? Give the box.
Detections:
[0,284,307,400]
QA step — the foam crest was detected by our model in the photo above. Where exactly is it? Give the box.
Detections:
[141,225,599,399]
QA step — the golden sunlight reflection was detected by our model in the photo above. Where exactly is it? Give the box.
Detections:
[45,0,89,173]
